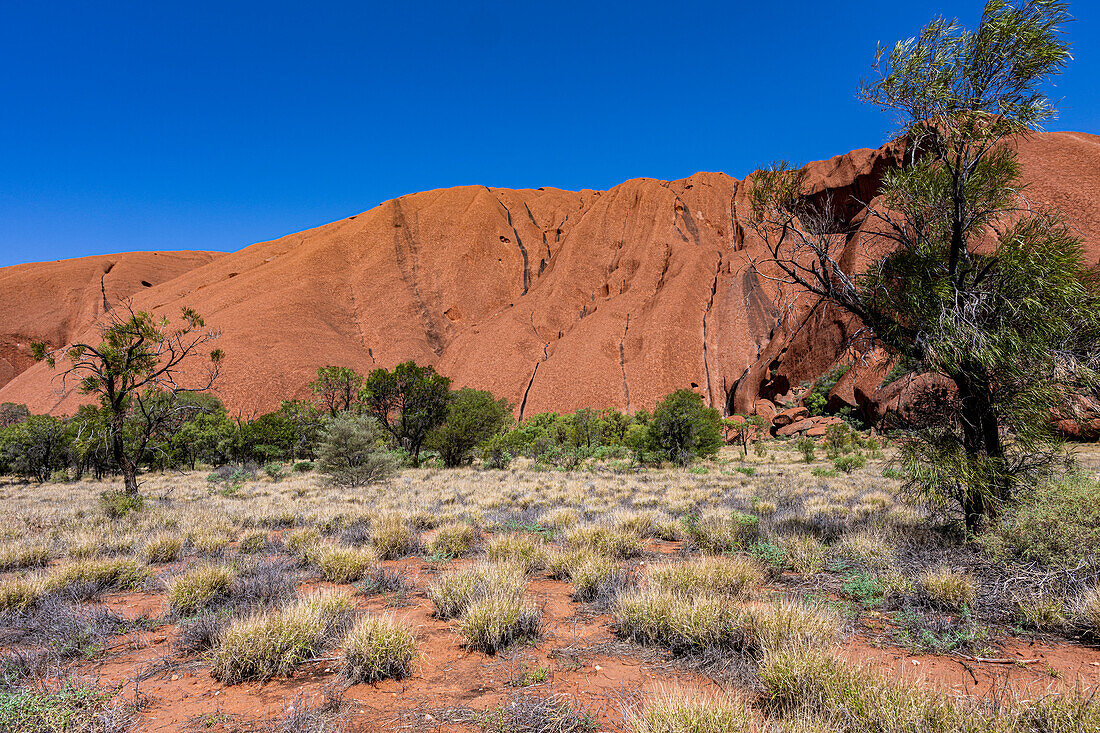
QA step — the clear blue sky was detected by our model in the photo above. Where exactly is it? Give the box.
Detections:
[2,1,1097,268]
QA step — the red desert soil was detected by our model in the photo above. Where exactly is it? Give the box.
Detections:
[78,555,1100,733]
[2,133,1097,419]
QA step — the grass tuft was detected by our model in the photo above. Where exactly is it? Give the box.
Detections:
[307,544,376,583]
[647,556,764,599]
[628,689,757,733]
[341,614,418,682]
[427,562,526,619]
[459,592,541,653]
[166,563,236,615]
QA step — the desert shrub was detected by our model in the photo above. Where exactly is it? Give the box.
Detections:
[140,534,183,563]
[0,575,46,614]
[0,543,51,571]
[628,690,756,733]
[982,472,1100,570]
[229,559,297,609]
[647,390,723,465]
[647,556,764,600]
[98,490,144,518]
[370,514,419,559]
[487,534,548,573]
[427,521,478,559]
[1013,592,1067,631]
[833,454,867,473]
[459,593,541,653]
[0,681,132,733]
[918,568,976,611]
[428,387,513,468]
[210,591,353,682]
[316,413,397,487]
[341,614,417,682]
[177,612,227,653]
[47,558,149,596]
[776,535,828,574]
[796,436,816,463]
[427,562,526,619]
[308,545,376,583]
[478,693,597,733]
[167,563,236,615]
[566,526,644,560]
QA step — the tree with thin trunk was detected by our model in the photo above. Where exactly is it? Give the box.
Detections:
[32,302,223,495]
[310,365,364,416]
[749,0,1100,531]
[361,361,451,467]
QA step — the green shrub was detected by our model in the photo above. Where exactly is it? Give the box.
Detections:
[98,490,144,518]
[428,387,513,468]
[982,473,1100,569]
[316,413,397,487]
[833,454,866,473]
[647,390,723,465]
[796,437,816,463]
[341,615,417,682]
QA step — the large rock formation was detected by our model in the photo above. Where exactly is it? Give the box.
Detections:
[1,133,1097,420]
[0,251,223,391]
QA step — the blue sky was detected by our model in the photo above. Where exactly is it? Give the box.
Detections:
[2,1,1096,268]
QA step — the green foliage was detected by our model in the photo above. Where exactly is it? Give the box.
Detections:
[750,1,1099,531]
[0,682,125,733]
[806,363,850,417]
[0,414,69,482]
[316,413,397,487]
[981,472,1100,570]
[361,361,451,467]
[647,389,723,465]
[309,365,364,416]
[796,436,816,463]
[429,387,513,468]
[98,490,144,518]
[833,454,867,474]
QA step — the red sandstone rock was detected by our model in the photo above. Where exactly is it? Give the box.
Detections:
[0,133,1096,420]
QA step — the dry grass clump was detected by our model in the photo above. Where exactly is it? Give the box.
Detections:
[566,526,643,559]
[1078,586,1100,635]
[918,568,977,611]
[487,533,548,573]
[546,548,592,579]
[426,561,526,619]
[458,593,541,654]
[1013,592,1066,631]
[237,529,268,554]
[833,530,895,569]
[760,650,1100,733]
[776,535,828,574]
[647,556,764,600]
[46,558,150,595]
[307,544,376,583]
[141,534,184,563]
[341,614,418,682]
[166,563,236,615]
[628,689,757,733]
[370,514,419,560]
[285,528,321,558]
[426,521,478,559]
[615,588,838,657]
[0,575,46,613]
[210,590,353,683]
[189,529,232,557]
[567,554,623,602]
[0,542,51,571]
[682,512,758,554]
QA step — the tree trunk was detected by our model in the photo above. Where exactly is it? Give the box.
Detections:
[111,416,139,495]
[954,369,1004,533]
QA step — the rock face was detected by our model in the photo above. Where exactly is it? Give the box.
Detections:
[1,133,1097,420]
[0,251,223,392]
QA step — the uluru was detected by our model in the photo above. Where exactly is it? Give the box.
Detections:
[2,131,1098,420]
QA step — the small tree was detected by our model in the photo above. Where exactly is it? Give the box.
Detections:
[0,403,29,430]
[310,366,364,416]
[726,414,770,457]
[0,414,69,482]
[32,303,223,495]
[317,413,396,486]
[648,389,723,465]
[749,1,1100,530]
[361,361,451,467]
[429,388,513,468]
